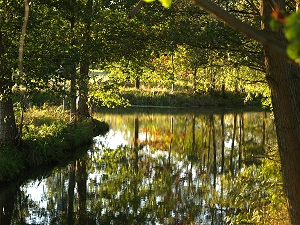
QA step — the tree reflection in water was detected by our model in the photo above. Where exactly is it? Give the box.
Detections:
[2,109,285,225]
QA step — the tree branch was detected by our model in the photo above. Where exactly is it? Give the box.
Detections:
[128,0,144,19]
[192,0,296,65]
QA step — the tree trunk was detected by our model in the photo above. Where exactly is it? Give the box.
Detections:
[78,63,90,117]
[0,29,17,143]
[262,1,300,223]
[0,97,17,143]
[135,76,140,89]
[193,67,197,93]
[77,0,92,118]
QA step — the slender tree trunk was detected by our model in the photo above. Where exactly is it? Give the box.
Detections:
[262,1,300,223]
[78,63,89,117]
[135,76,140,89]
[193,67,198,93]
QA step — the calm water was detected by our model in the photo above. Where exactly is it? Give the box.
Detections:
[0,108,277,225]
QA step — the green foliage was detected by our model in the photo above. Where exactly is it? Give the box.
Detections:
[2,0,268,114]
[120,89,259,108]
[285,11,300,61]
[0,106,109,184]
[21,115,108,168]
[89,72,130,108]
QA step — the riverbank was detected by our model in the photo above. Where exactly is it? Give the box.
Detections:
[0,107,109,185]
[120,89,264,109]
[0,89,263,184]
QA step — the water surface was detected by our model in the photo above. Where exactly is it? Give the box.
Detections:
[0,108,277,224]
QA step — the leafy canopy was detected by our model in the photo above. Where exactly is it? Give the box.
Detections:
[150,0,300,64]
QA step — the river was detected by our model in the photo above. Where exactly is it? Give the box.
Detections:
[0,108,279,225]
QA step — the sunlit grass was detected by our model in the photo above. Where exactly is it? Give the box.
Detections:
[0,105,108,184]
[21,104,69,127]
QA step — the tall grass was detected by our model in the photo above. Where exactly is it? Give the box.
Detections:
[0,106,108,184]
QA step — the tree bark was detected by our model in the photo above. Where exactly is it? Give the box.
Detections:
[0,31,17,143]
[0,96,17,143]
[261,1,300,223]
[77,0,92,118]
[77,63,90,117]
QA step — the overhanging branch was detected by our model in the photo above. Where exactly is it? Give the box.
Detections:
[191,0,296,64]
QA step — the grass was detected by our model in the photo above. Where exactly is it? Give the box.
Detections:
[0,106,109,184]
[120,88,263,109]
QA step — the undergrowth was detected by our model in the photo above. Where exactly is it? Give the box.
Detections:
[0,106,109,184]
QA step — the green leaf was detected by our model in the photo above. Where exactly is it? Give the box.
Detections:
[285,12,300,61]
[286,41,300,60]
[158,0,172,8]
[285,12,300,41]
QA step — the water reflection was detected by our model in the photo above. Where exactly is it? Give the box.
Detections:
[1,109,277,225]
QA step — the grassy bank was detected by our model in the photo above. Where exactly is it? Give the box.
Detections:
[120,89,263,108]
[0,106,109,184]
